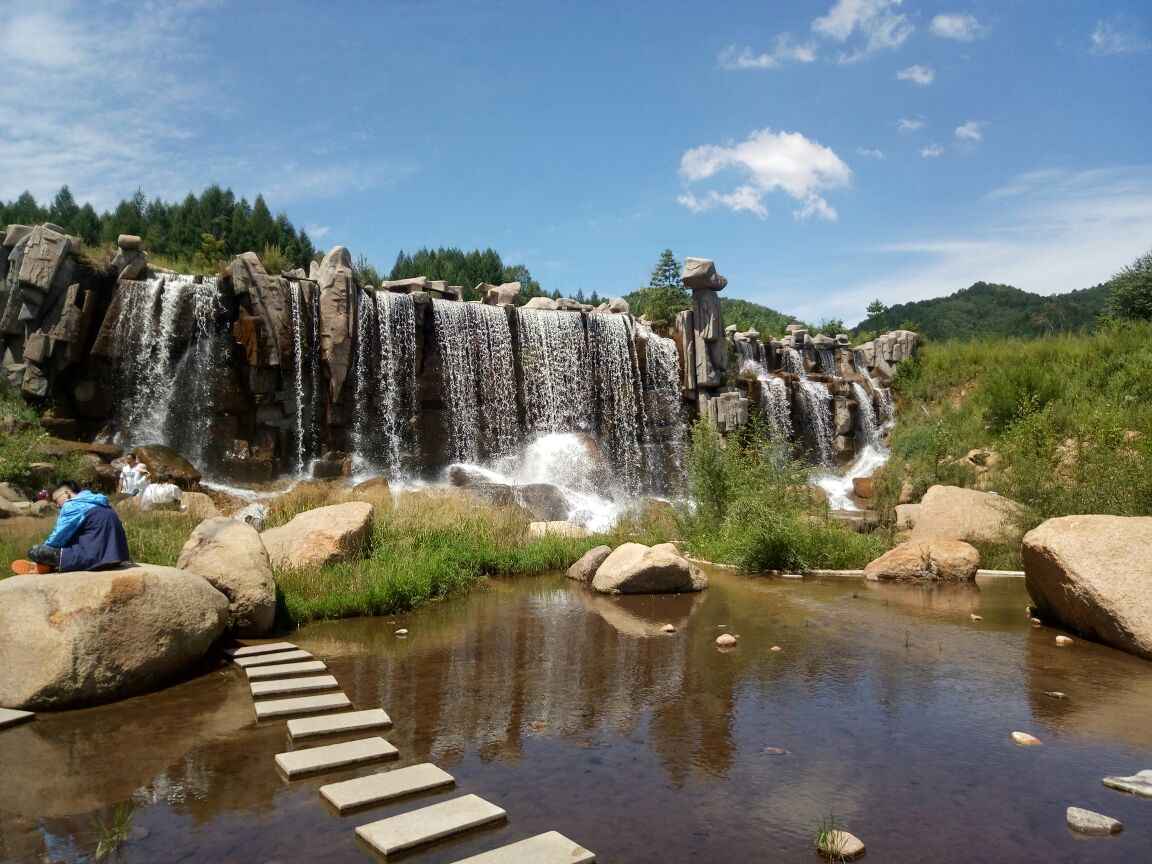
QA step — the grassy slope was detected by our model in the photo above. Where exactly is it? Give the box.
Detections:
[876,320,1152,560]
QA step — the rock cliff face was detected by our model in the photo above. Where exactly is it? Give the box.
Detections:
[0,229,915,484]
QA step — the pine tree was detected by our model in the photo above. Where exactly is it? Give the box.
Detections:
[649,248,682,289]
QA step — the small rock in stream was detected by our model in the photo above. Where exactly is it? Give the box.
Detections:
[1040,690,1068,700]
[817,829,865,861]
[1011,731,1043,747]
[1055,635,1073,646]
[1066,806,1122,835]
[1102,769,1152,797]
[660,624,675,633]
[394,628,409,636]
[969,613,983,621]
[715,633,737,648]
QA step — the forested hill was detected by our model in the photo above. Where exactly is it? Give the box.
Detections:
[717,298,796,337]
[857,281,1110,341]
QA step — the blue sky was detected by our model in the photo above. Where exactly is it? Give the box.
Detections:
[2,0,1150,325]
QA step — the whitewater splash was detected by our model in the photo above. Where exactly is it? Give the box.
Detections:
[454,432,631,532]
[814,444,890,512]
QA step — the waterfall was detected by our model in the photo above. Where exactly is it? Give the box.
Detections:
[587,313,645,495]
[352,290,417,475]
[642,329,687,494]
[852,349,870,378]
[764,375,792,438]
[433,300,519,463]
[876,385,895,426]
[816,348,835,375]
[851,381,879,446]
[780,346,805,377]
[517,308,591,434]
[288,280,321,476]
[779,347,835,465]
[110,276,225,459]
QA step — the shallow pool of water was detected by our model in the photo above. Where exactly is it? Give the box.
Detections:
[3,570,1151,863]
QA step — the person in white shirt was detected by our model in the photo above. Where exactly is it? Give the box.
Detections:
[118,454,150,496]
[140,473,182,511]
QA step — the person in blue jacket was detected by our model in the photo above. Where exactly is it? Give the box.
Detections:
[10,480,131,574]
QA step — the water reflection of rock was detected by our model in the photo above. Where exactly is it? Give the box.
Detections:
[0,664,252,862]
[862,578,981,615]
[1024,634,1152,750]
[573,585,705,637]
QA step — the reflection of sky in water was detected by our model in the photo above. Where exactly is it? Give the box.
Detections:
[5,572,1152,863]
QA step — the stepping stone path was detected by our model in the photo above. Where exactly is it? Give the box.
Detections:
[0,707,34,731]
[288,708,391,741]
[1102,769,1152,798]
[245,660,328,680]
[250,674,340,698]
[225,640,596,861]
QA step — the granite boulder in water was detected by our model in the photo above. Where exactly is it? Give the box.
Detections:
[1023,515,1152,660]
[864,539,980,581]
[591,542,708,594]
[0,564,229,710]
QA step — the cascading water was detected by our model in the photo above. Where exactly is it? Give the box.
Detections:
[287,280,322,476]
[779,347,835,466]
[876,385,895,426]
[109,276,225,462]
[850,381,879,447]
[642,328,687,494]
[586,313,645,496]
[433,300,519,463]
[517,308,591,433]
[741,360,792,439]
[352,290,417,475]
[816,348,835,375]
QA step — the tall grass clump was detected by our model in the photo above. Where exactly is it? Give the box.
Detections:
[274,488,606,626]
[877,319,1152,531]
[678,419,885,572]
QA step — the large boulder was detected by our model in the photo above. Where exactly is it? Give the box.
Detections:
[260,501,374,569]
[0,564,229,710]
[1023,516,1152,660]
[514,483,570,521]
[566,545,613,582]
[176,518,276,636]
[864,539,980,581]
[907,485,1022,543]
[133,444,201,487]
[591,542,708,594]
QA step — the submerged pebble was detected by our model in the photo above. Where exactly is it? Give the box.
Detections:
[1011,731,1043,747]
[715,634,737,648]
[969,614,983,621]
[1055,635,1073,646]
[394,628,409,636]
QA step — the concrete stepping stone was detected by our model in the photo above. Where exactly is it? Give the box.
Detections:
[250,675,340,698]
[254,692,351,720]
[446,831,596,863]
[234,649,313,668]
[245,660,327,680]
[320,763,454,812]
[275,736,398,779]
[0,707,35,730]
[355,794,506,856]
[225,641,297,657]
[288,708,392,741]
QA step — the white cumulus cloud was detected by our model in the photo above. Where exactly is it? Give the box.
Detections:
[678,128,852,222]
[719,36,817,70]
[897,117,925,132]
[896,64,934,85]
[930,13,986,41]
[955,120,984,142]
[812,0,913,60]
[856,147,885,159]
[919,144,944,158]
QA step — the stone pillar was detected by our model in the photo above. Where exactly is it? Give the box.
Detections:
[683,257,728,389]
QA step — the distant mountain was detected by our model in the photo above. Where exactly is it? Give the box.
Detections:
[854,281,1110,341]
